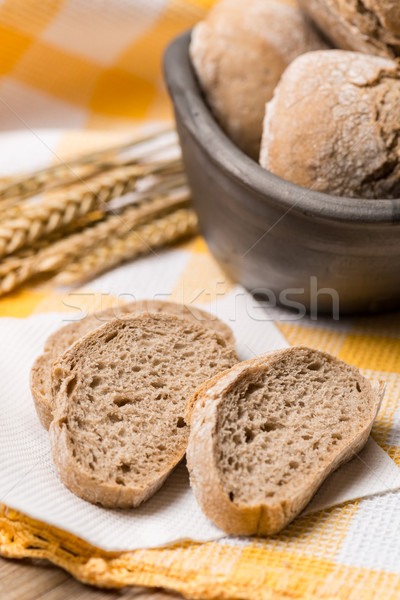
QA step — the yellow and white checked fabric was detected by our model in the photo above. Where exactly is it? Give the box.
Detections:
[1,131,400,599]
[1,1,400,598]
[2,222,400,599]
[0,0,214,130]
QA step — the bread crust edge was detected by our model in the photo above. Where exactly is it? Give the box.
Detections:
[187,346,382,536]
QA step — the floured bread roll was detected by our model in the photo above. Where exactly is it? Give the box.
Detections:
[260,50,400,199]
[190,0,327,160]
[298,0,400,59]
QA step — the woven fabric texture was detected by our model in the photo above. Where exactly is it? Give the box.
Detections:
[1,1,400,598]
[0,0,215,130]
[1,227,400,598]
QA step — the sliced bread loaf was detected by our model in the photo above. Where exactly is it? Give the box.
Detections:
[186,346,382,536]
[31,300,235,429]
[49,312,238,508]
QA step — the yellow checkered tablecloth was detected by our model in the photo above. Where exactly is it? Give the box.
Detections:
[0,0,214,129]
[2,265,400,599]
[1,2,400,599]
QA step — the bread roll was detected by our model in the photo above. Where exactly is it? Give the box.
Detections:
[260,50,400,199]
[298,0,400,58]
[190,0,327,160]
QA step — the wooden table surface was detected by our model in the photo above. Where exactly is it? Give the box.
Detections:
[0,557,183,600]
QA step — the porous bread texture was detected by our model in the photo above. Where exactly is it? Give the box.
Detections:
[49,312,238,508]
[260,50,400,199]
[298,0,400,58]
[187,346,381,536]
[31,299,235,430]
[190,0,327,160]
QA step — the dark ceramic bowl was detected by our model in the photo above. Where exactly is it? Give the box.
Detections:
[164,31,400,315]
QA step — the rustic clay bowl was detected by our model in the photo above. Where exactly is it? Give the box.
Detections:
[164,31,400,315]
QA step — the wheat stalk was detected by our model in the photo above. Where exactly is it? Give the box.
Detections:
[38,188,190,270]
[0,164,103,213]
[0,127,194,296]
[0,190,191,295]
[0,211,105,277]
[0,172,186,269]
[0,161,184,216]
[0,166,141,257]
[0,149,182,215]
[0,125,174,201]
[56,208,197,285]
[0,159,184,258]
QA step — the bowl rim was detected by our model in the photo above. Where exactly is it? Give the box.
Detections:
[163,30,400,225]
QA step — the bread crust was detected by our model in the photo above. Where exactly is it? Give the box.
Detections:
[190,0,327,159]
[298,0,400,58]
[260,50,400,199]
[187,346,382,536]
[49,413,179,509]
[31,300,235,430]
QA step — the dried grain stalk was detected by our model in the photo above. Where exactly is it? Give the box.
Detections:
[0,125,174,201]
[0,190,191,295]
[0,160,183,258]
[56,208,198,285]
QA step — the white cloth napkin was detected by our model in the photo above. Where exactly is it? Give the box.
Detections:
[1,279,400,551]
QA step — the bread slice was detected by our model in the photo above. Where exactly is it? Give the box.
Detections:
[186,346,382,536]
[31,300,235,429]
[49,312,238,508]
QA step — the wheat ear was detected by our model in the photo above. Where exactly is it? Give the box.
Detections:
[0,160,183,258]
[0,125,174,201]
[0,190,191,295]
[0,173,186,269]
[56,208,197,285]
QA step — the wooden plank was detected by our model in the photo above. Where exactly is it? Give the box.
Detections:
[39,578,183,600]
[0,557,21,578]
[0,558,69,600]
[0,557,184,600]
